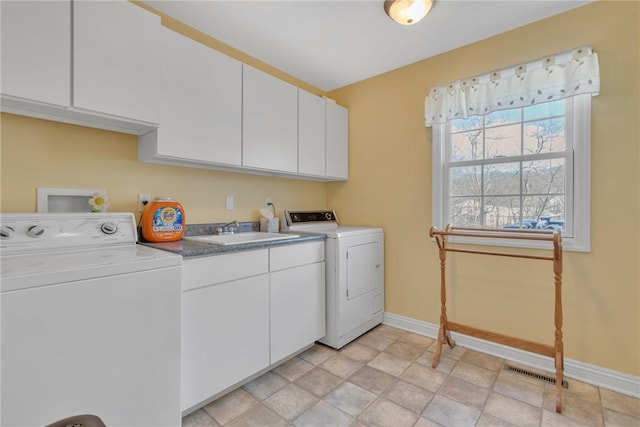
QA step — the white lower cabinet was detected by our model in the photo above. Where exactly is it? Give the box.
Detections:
[270,242,326,363]
[181,250,270,412]
[181,241,325,414]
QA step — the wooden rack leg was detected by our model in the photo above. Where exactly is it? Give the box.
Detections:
[555,351,563,413]
[553,244,564,413]
[432,240,456,369]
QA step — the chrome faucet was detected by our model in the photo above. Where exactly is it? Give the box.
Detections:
[216,220,239,235]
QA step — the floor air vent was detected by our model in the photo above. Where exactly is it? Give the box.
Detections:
[504,364,569,389]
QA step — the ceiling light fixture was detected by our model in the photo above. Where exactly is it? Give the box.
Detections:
[384,0,433,26]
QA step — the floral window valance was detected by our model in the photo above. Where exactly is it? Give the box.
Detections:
[424,46,600,127]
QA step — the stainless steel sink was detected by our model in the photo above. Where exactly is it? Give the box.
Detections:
[184,232,299,246]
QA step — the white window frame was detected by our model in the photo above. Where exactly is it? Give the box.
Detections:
[432,94,591,252]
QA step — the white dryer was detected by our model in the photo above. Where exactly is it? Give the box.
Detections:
[0,212,182,427]
[282,210,384,349]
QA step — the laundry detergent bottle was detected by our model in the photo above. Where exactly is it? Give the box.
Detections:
[140,197,185,242]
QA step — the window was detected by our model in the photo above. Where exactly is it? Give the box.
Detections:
[432,94,591,252]
[426,47,598,251]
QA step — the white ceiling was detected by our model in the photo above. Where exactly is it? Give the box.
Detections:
[143,0,593,92]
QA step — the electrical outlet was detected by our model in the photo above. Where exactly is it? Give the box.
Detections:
[225,195,234,211]
[138,193,151,211]
[266,197,272,207]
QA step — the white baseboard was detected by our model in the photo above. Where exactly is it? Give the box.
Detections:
[383,312,640,399]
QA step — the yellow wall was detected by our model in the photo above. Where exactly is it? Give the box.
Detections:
[0,113,327,221]
[328,0,639,376]
[1,1,638,377]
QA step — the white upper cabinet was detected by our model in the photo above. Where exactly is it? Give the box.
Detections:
[1,0,161,134]
[298,89,326,177]
[299,91,349,180]
[151,26,242,166]
[2,1,348,179]
[73,0,161,124]
[326,101,349,180]
[242,65,298,173]
[0,1,70,106]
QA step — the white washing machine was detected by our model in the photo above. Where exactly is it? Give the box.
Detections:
[282,210,384,349]
[0,212,182,427]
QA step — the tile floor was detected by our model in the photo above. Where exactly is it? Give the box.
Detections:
[182,325,639,427]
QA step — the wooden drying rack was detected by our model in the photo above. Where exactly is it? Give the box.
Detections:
[429,225,565,413]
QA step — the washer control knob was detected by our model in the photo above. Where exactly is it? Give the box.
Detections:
[0,225,15,239]
[26,224,45,238]
[101,222,118,235]
[324,212,333,220]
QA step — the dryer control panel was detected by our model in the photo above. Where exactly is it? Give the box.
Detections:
[282,210,338,227]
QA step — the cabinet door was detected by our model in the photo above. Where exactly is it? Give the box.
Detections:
[73,0,161,124]
[298,89,326,176]
[0,0,70,106]
[157,27,242,165]
[242,65,298,173]
[181,274,270,411]
[326,102,348,179]
[270,262,325,363]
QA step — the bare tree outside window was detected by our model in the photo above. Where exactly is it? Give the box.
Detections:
[447,100,566,230]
